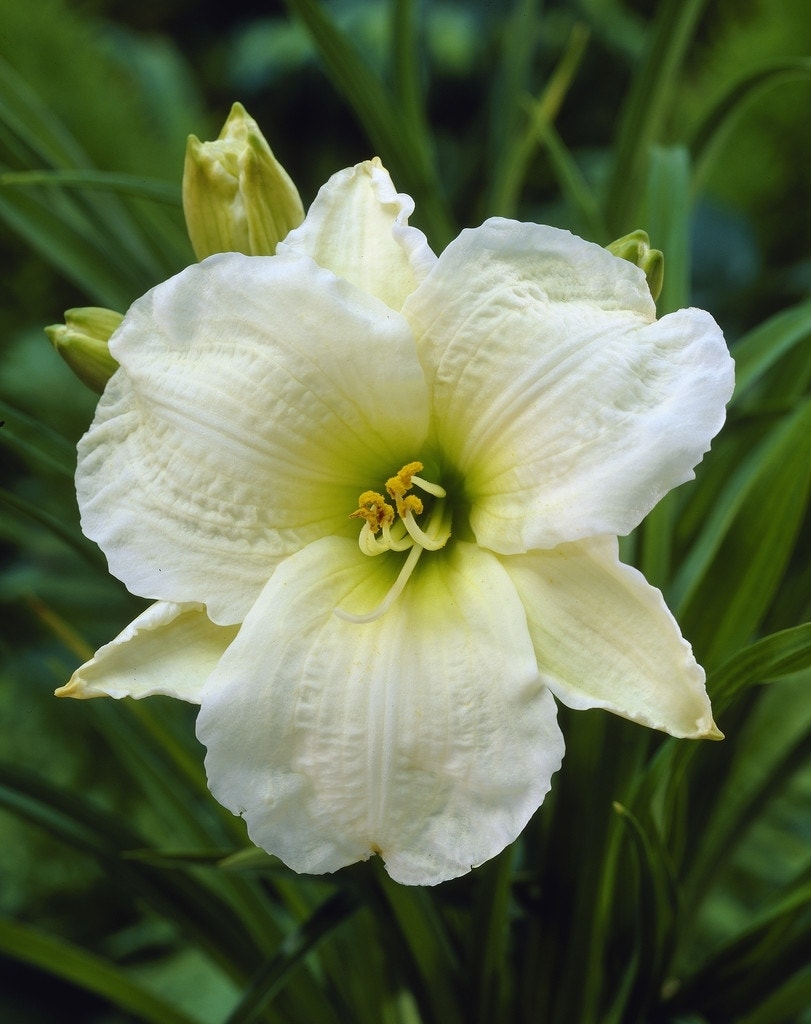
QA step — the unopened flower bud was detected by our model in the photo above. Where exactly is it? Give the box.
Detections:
[45,307,122,393]
[183,102,305,260]
[607,229,664,302]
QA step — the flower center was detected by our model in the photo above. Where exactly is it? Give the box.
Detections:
[334,461,451,624]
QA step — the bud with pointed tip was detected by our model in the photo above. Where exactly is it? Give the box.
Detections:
[45,307,122,393]
[183,102,305,260]
[607,229,664,302]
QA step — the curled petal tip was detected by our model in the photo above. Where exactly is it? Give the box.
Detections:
[54,677,103,700]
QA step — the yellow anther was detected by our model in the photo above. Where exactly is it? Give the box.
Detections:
[401,494,423,517]
[349,460,447,551]
[386,461,424,518]
[385,477,406,510]
[349,491,394,534]
[338,460,451,622]
[396,461,423,487]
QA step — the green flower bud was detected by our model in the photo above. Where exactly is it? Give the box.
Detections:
[45,307,122,394]
[607,229,664,302]
[183,102,305,260]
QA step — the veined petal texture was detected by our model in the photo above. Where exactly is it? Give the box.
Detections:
[281,159,437,311]
[197,537,564,885]
[504,537,718,738]
[56,601,238,702]
[77,252,429,624]
[405,219,735,553]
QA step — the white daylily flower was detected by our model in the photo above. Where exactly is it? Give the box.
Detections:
[62,158,734,886]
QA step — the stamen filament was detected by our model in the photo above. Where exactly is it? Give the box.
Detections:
[359,523,391,556]
[334,544,424,624]
[340,462,451,622]
[411,475,446,499]
[403,502,451,551]
[382,520,414,552]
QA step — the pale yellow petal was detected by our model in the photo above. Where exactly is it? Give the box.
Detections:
[197,537,564,885]
[281,159,436,310]
[405,220,734,553]
[57,601,238,703]
[504,537,720,738]
[78,251,429,624]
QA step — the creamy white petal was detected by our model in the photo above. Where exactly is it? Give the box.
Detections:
[56,601,238,702]
[503,536,719,738]
[77,251,429,624]
[404,219,734,553]
[280,159,437,310]
[196,536,564,886]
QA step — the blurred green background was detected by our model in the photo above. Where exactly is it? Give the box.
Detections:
[1,1,810,1022]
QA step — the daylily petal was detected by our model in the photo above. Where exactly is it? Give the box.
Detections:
[503,536,719,738]
[197,536,564,886]
[404,219,734,552]
[281,159,437,311]
[56,601,238,702]
[77,251,429,624]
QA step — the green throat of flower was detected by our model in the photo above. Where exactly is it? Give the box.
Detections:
[334,461,452,624]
